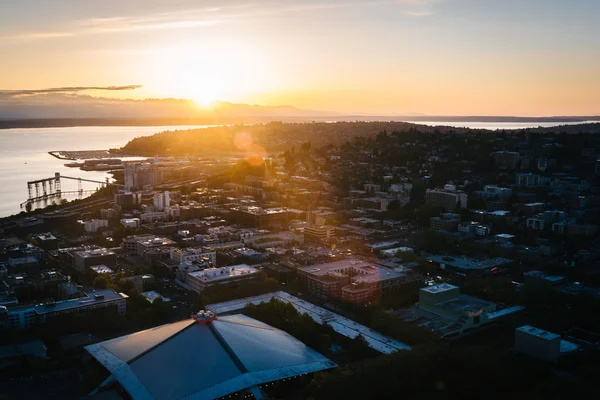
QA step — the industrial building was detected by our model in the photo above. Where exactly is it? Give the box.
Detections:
[85,314,336,400]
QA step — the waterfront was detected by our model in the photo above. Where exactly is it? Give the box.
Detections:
[0,125,216,218]
[0,121,593,218]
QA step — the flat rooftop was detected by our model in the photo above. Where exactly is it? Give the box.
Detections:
[299,259,405,282]
[517,325,560,341]
[34,289,127,315]
[421,283,459,294]
[426,255,513,271]
[74,248,116,258]
[188,264,258,282]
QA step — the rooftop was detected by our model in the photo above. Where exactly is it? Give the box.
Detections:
[188,264,258,282]
[33,289,127,315]
[517,325,560,341]
[86,314,335,400]
[421,283,459,294]
[74,248,116,258]
[426,255,513,271]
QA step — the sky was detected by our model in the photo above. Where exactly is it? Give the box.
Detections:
[1,0,599,116]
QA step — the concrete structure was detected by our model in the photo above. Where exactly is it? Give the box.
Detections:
[84,219,109,233]
[479,185,513,200]
[526,218,546,231]
[73,248,117,273]
[425,187,468,210]
[120,218,140,229]
[33,233,58,250]
[186,264,260,294]
[170,248,217,266]
[86,314,336,400]
[426,255,513,276]
[152,191,170,211]
[207,292,412,354]
[298,259,421,304]
[5,289,127,329]
[417,284,497,336]
[515,325,561,362]
[124,163,163,190]
[304,226,336,244]
[493,151,520,170]
[135,236,177,257]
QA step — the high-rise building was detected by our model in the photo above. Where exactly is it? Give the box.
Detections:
[124,163,163,190]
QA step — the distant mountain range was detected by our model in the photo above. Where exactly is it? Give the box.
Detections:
[0,94,598,128]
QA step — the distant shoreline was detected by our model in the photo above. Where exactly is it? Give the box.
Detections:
[1,116,599,129]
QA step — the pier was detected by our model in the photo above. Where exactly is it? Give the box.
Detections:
[22,172,123,208]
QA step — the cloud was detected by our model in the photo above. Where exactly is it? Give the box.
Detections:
[0,85,142,99]
[3,0,445,42]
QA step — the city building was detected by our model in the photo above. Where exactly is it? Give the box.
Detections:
[124,162,163,191]
[430,213,461,231]
[120,218,140,229]
[304,226,336,244]
[298,259,421,304]
[85,314,335,400]
[493,151,520,170]
[4,289,127,329]
[84,219,109,233]
[186,264,260,294]
[515,325,561,362]
[425,185,468,210]
[33,232,58,251]
[515,173,549,187]
[73,248,117,273]
[153,191,171,211]
[416,283,497,336]
[135,236,177,257]
[478,185,513,200]
[121,234,156,252]
[230,206,295,229]
[425,255,513,276]
[526,218,546,231]
[170,248,217,266]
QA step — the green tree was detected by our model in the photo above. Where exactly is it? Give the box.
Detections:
[93,275,109,289]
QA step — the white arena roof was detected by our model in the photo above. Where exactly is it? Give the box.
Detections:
[86,314,336,400]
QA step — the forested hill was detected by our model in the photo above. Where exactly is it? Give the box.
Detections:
[117,121,600,157]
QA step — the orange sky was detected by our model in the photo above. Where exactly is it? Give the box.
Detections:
[1,0,599,116]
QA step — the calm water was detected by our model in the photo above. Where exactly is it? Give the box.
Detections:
[0,126,215,218]
[412,121,595,130]
[0,121,593,218]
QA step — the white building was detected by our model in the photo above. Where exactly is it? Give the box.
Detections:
[153,191,171,211]
[84,219,109,233]
[120,218,140,229]
[170,248,217,266]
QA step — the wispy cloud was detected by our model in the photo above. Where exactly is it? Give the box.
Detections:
[3,0,445,42]
[0,85,142,99]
